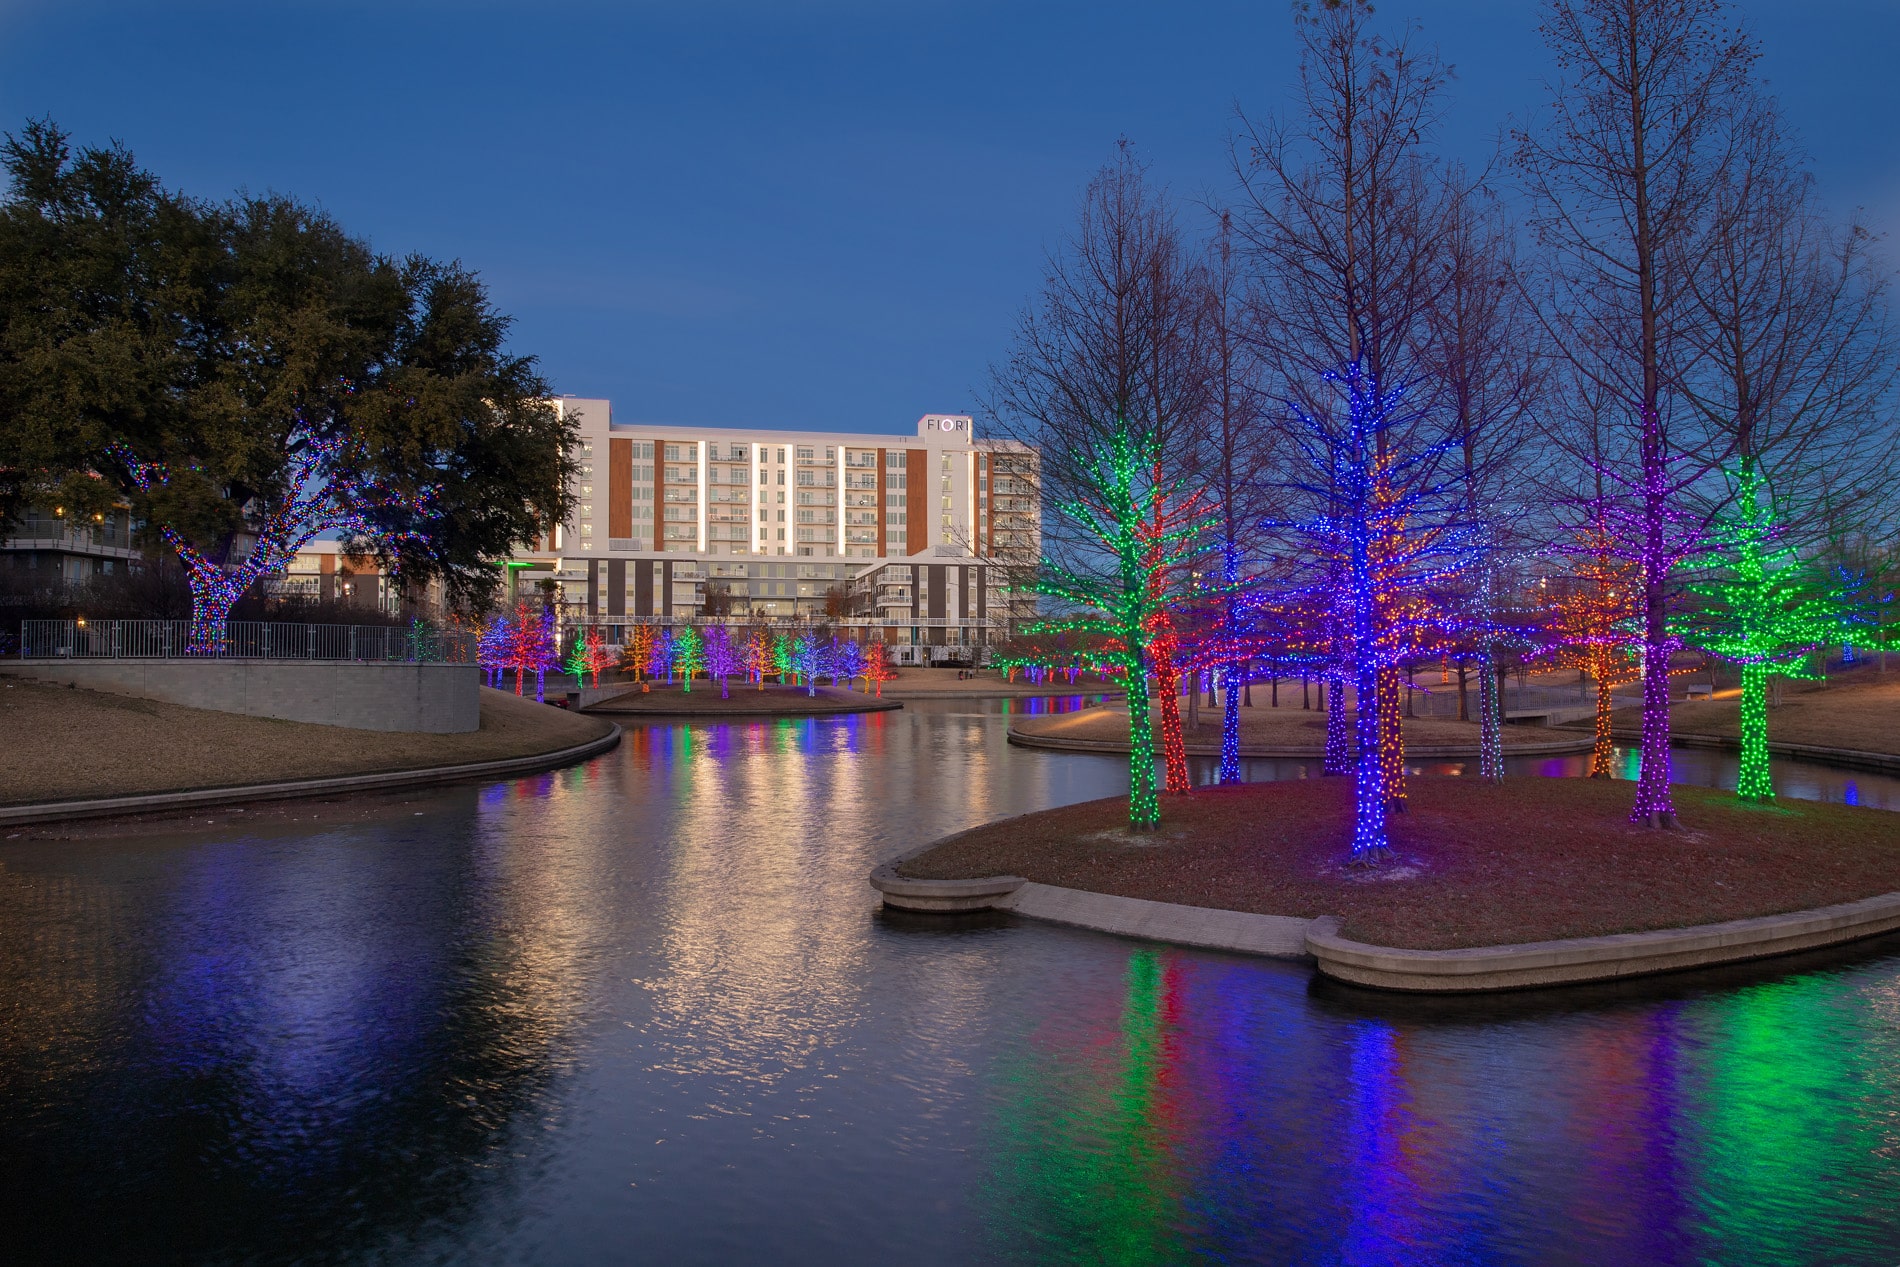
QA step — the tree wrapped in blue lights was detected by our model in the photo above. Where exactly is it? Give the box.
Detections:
[1266,364,1480,861]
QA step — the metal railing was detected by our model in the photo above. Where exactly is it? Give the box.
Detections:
[18,619,475,663]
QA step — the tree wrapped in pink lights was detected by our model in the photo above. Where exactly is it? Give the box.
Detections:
[121,429,434,653]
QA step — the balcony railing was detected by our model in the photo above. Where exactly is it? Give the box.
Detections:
[18,619,475,662]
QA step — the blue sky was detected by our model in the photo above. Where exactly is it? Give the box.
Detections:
[3,0,1895,436]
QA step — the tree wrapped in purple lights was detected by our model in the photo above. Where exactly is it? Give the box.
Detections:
[121,428,434,653]
[703,625,740,698]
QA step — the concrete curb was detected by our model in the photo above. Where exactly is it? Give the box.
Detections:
[997,883,1314,958]
[1305,892,1900,993]
[1005,727,1596,760]
[870,834,1313,957]
[0,724,624,828]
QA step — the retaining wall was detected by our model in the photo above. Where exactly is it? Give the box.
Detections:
[10,660,480,733]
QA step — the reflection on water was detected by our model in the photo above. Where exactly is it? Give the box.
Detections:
[2,707,1899,1263]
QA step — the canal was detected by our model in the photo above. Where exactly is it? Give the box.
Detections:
[3,698,1898,1264]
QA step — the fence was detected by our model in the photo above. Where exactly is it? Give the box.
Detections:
[18,619,475,663]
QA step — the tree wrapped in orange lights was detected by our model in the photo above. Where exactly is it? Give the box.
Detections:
[621,624,655,687]
[1538,528,1643,777]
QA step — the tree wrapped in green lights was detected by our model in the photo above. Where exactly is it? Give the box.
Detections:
[671,625,706,692]
[1674,464,1855,802]
[1027,420,1212,829]
[986,152,1210,831]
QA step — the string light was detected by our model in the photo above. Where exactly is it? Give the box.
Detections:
[672,625,706,692]
[1536,523,1642,778]
[1024,417,1214,831]
[119,428,437,653]
[564,625,612,687]
[1264,363,1483,860]
[1675,461,1848,802]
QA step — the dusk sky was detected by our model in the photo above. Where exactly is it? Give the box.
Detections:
[3,0,1895,436]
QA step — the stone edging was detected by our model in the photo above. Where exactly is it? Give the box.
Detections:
[0,724,623,828]
[1005,727,1595,760]
[872,843,1900,991]
[1305,892,1900,992]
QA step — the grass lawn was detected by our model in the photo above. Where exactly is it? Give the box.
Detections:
[0,675,612,806]
[1587,670,1900,755]
[899,777,1900,951]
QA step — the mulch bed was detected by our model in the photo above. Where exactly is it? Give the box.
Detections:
[898,777,1900,951]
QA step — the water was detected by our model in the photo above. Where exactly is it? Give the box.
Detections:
[4,698,1899,1264]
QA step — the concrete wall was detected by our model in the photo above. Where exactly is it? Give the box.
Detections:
[10,660,481,733]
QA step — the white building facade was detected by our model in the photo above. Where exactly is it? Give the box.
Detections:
[514,399,1038,653]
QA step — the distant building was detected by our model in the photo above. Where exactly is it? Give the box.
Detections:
[1,504,141,584]
[509,399,1040,654]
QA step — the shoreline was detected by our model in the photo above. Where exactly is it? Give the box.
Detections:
[0,724,623,829]
[872,776,1900,993]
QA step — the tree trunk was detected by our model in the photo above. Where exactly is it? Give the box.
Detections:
[1478,647,1503,782]
[1126,655,1160,829]
[1153,644,1192,795]
[1219,663,1242,785]
[1323,672,1348,776]
[1737,662,1773,801]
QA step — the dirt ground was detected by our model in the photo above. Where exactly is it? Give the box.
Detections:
[900,777,1900,950]
[1013,699,1576,752]
[0,675,612,806]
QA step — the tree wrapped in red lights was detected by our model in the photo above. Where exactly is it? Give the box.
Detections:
[861,643,897,696]
[493,600,558,700]
[743,626,773,689]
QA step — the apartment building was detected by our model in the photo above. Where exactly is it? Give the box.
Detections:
[516,399,1039,650]
[1,505,142,584]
